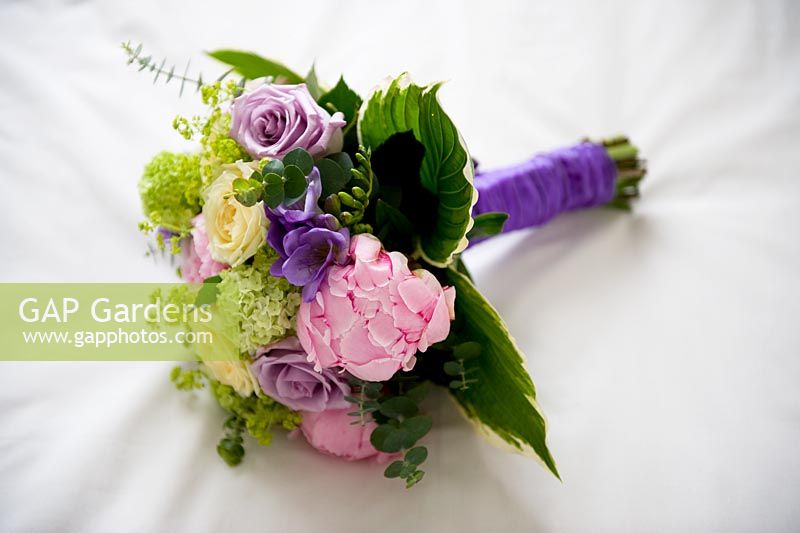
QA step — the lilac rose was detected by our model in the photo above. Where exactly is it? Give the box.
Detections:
[230,84,346,159]
[251,336,350,412]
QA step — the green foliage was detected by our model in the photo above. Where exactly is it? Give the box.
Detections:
[467,212,508,241]
[215,248,301,354]
[139,151,203,232]
[229,148,319,209]
[365,382,433,488]
[283,147,314,175]
[210,380,303,466]
[170,365,207,391]
[305,64,324,100]
[358,74,476,266]
[598,135,647,210]
[318,77,362,124]
[321,147,374,234]
[445,267,559,479]
[122,41,211,96]
[232,177,264,207]
[207,49,303,83]
[194,275,221,306]
[217,416,246,466]
[344,379,383,426]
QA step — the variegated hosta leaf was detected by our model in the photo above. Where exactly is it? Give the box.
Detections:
[446,267,560,479]
[357,74,477,267]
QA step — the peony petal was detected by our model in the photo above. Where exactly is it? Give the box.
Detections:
[397,277,437,314]
[367,311,401,348]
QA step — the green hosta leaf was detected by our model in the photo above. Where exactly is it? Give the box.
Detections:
[207,50,303,83]
[358,74,476,266]
[445,267,560,479]
[318,76,363,123]
[467,212,508,241]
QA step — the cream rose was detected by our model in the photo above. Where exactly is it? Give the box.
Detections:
[193,311,259,397]
[203,161,268,267]
[204,360,260,397]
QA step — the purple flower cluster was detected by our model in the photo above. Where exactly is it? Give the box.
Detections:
[266,167,350,302]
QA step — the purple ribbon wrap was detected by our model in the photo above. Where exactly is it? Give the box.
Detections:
[472,142,617,235]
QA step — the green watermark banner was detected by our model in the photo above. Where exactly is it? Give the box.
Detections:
[0,283,233,361]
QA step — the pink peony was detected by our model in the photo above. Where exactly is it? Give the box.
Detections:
[299,408,395,462]
[296,234,456,382]
[182,214,227,283]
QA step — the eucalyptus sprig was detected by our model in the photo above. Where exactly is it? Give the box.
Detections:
[122,41,231,96]
[344,379,383,426]
[229,148,313,208]
[444,341,482,391]
[368,382,433,488]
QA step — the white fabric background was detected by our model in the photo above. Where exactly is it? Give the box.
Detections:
[1,0,798,531]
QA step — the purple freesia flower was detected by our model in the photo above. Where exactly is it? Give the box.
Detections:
[268,212,349,302]
[266,166,350,302]
[271,167,323,224]
[251,336,350,412]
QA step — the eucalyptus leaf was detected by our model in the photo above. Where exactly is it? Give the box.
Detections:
[454,341,482,360]
[358,74,476,266]
[283,165,308,199]
[263,172,284,208]
[207,50,303,83]
[262,159,284,176]
[399,415,432,442]
[404,382,431,404]
[379,397,419,419]
[283,148,314,175]
[370,424,406,453]
[384,461,405,479]
[232,178,263,207]
[405,470,424,488]
[446,268,559,479]
[443,361,463,376]
[405,446,428,465]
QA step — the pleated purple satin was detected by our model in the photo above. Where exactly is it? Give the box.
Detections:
[472,142,616,234]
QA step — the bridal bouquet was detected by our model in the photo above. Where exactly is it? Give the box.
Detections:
[127,44,645,487]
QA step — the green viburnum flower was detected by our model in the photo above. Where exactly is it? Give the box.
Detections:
[139,151,202,232]
[216,247,302,355]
